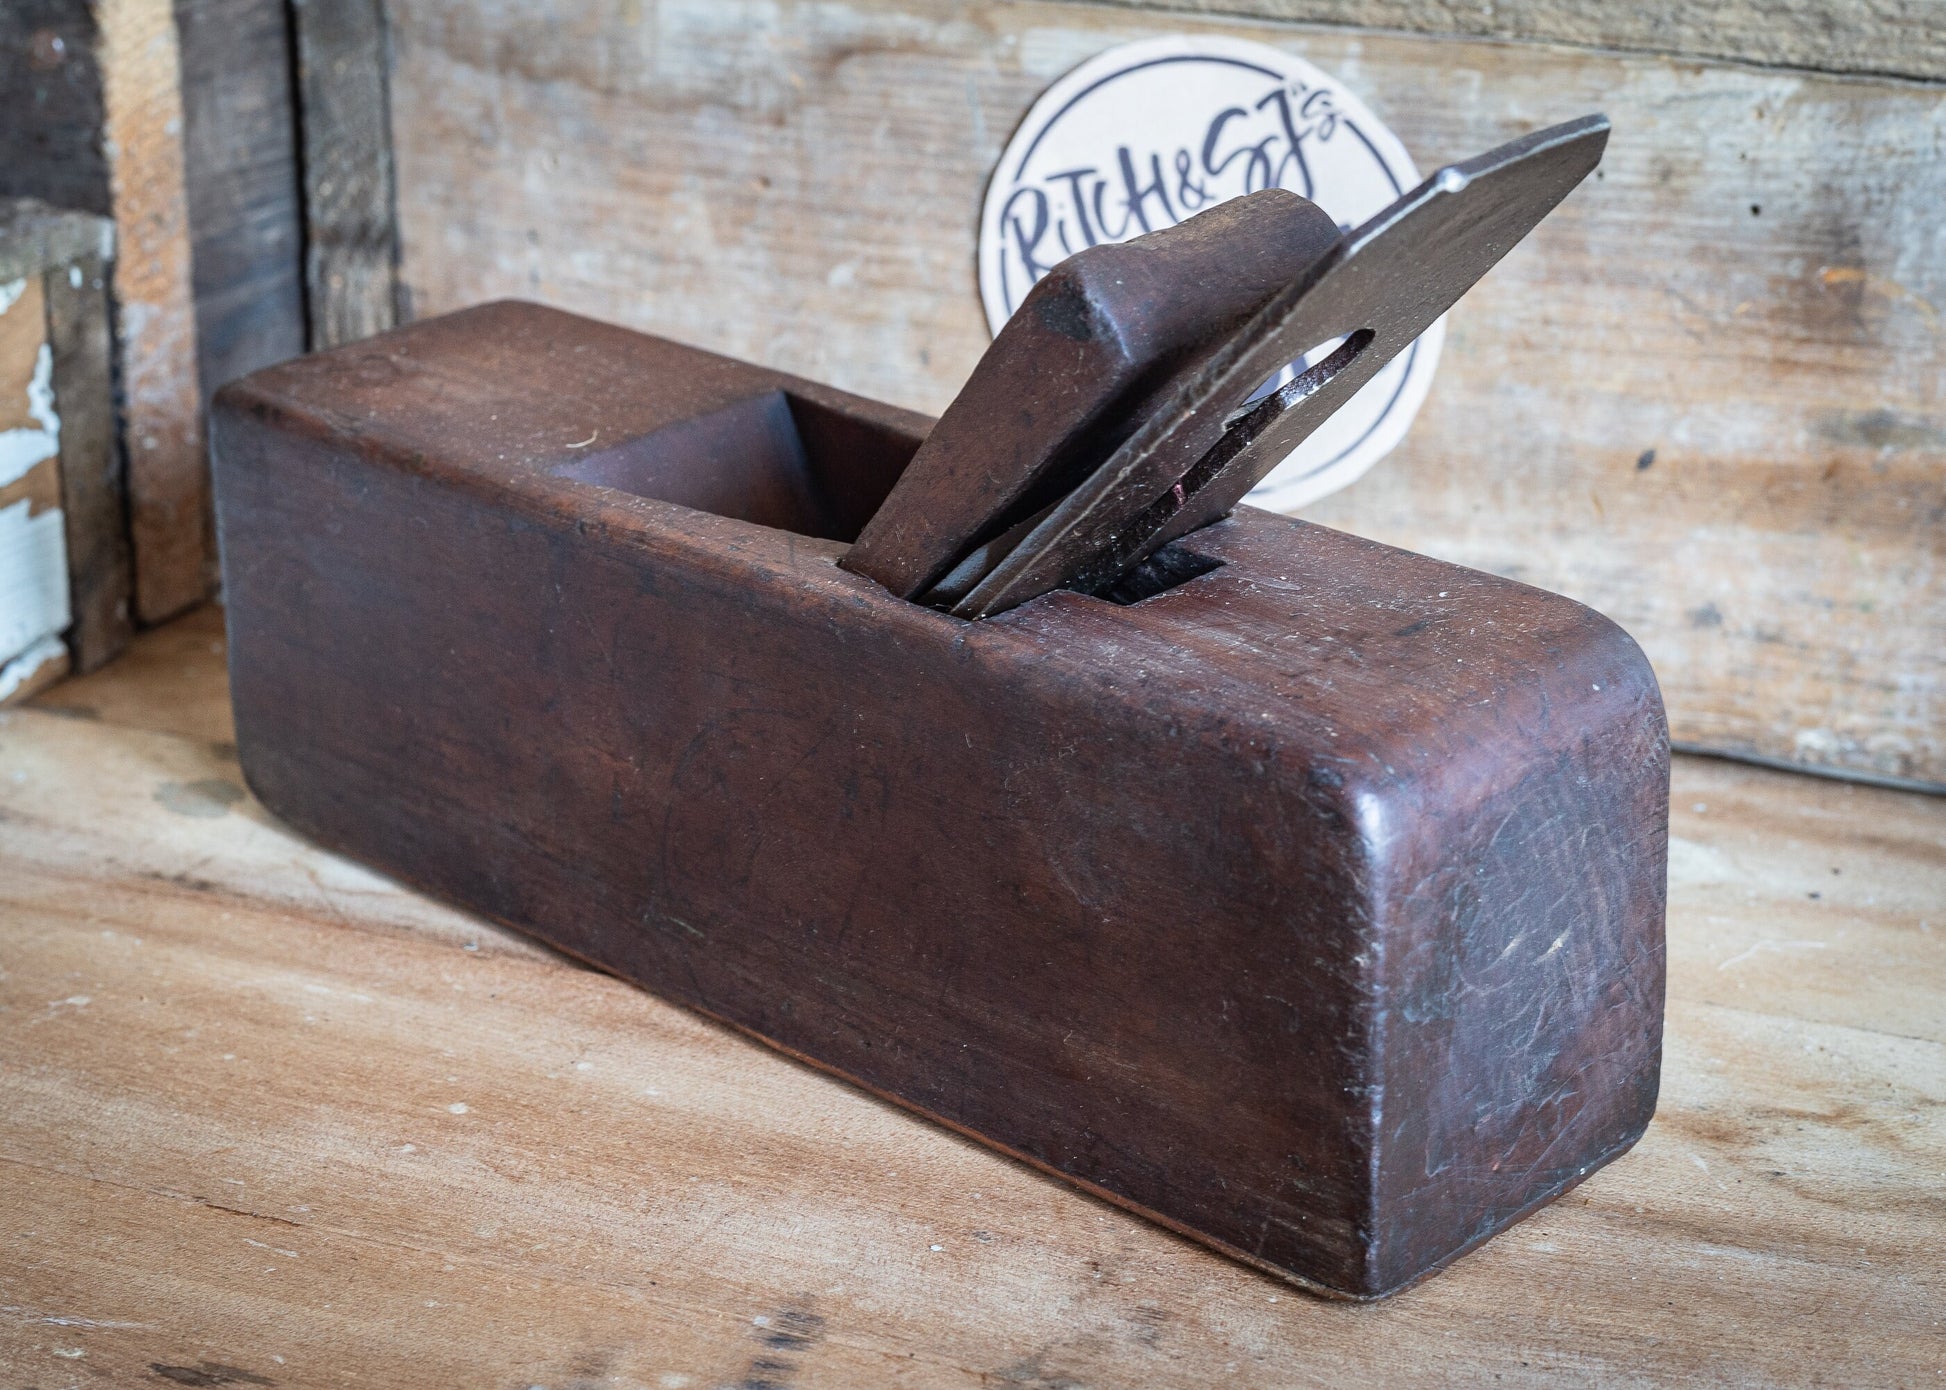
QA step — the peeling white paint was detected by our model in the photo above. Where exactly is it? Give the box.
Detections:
[0,634,65,702]
[0,343,61,488]
[0,278,70,682]
[0,496,72,671]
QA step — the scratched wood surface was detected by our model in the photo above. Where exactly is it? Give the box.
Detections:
[2,606,1941,1386]
[381,0,1946,790]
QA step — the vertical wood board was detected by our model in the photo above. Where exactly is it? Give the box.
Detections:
[4,4,270,641]
[97,0,211,624]
[383,0,1946,787]
[174,0,310,408]
[1097,0,1946,84]
[292,0,401,348]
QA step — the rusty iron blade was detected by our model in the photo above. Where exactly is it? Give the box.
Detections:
[952,114,1611,618]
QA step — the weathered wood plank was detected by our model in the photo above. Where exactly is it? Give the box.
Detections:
[211,303,1672,1297]
[0,1,113,219]
[292,0,400,348]
[0,200,130,675]
[1100,0,1946,85]
[6,4,292,635]
[45,249,134,673]
[0,275,49,441]
[174,0,309,405]
[97,0,212,624]
[383,0,1946,787]
[3,618,1943,1384]
[0,198,115,288]
[0,273,72,702]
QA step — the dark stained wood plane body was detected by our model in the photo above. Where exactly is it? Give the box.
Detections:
[211,301,1668,1300]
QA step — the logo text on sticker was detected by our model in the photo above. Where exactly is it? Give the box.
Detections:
[978,36,1444,512]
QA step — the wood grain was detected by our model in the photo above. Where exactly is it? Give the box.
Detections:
[46,245,135,673]
[0,1,113,219]
[292,0,401,348]
[0,200,114,299]
[1099,0,1946,84]
[383,0,1946,788]
[0,273,70,699]
[5,2,301,632]
[0,200,130,674]
[0,275,47,439]
[33,601,226,742]
[97,0,212,624]
[210,302,1669,1296]
[175,0,309,408]
[4,611,1943,1384]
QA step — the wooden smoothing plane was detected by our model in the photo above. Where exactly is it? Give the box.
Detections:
[211,115,1667,1300]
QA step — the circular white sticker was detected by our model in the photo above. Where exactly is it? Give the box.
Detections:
[977,35,1442,513]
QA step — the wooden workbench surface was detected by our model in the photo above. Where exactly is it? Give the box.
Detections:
[4,607,1942,1387]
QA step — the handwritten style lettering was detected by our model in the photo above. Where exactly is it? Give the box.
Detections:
[999,82,1348,312]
